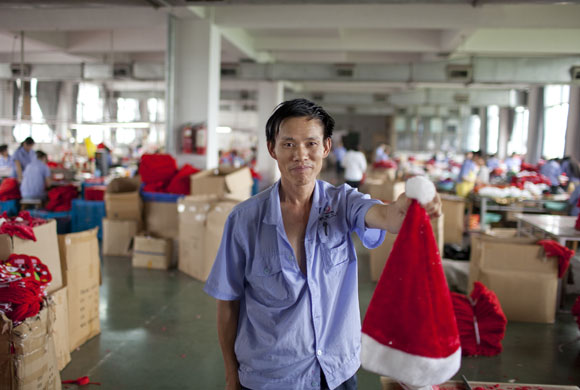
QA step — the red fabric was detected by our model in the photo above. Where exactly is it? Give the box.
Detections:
[250,168,262,181]
[451,282,507,357]
[520,162,539,173]
[139,154,177,184]
[0,211,47,241]
[84,186,106,201]
[0,178,21,201]
[62,376,101,386]
[537,240,574,278]
[510,172,551,189]
[45,185,78,212]
[572,296,580,329]
[372,160,398,169]
[142,181,167,193]
[362,200,460,358]
[166,164,200,195]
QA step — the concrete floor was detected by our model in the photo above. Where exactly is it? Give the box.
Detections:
[60,241,580,390]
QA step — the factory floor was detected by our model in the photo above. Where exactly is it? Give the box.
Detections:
[61,243,580,390]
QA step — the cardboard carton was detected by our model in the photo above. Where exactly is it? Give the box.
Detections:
[440,194,465,245]
[369,216,444,282]
[367,168,397,182]
[102,219,138,257]
[178,196,238,281]
[144,202,178,239]
[104,177,143,223]
[0,305,61,390]
[364,179,405,203]
[132,235,172,270]
[190,167,253,200]
[58,228,101,351]
[0,219,62,295]
[468,234,558,323]
[49,286,71,371]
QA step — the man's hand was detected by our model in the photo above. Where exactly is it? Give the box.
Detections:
[423,192,442,219]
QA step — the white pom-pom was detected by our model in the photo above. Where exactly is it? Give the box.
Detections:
[405,175,436,205]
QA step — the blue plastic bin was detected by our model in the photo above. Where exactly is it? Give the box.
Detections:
[0,199,19,217]
[29,209,72,234]
[71,199,106,240]
[140,188,184,203]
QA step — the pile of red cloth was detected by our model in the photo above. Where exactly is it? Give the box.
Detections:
[0,211,46,241]
[520,162,540,173]
[537,240,574,278]
[0,253,52,325]
[84,185,107,201]
[139,154,199,195]
[451,282,507,356]
[372,160,398,169]
[45,185,78,212]
[0,178,21,201]
[510,171,551,189]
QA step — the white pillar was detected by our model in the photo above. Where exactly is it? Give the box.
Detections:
[166,16,220,169]
[526,86,544,164]
[565,86,580,161]
[498,107,514,160]
[256,81,284,189]
[479,107,488,154]
[55,81,75,142]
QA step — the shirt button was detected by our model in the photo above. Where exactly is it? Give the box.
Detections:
[263,266,270,274]
[317,349,323,356]
[311,381,318,387]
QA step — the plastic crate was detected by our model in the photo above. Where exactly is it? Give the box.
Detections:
[29,209,72,234]
[0,199,19,217]
[71,199,106,240]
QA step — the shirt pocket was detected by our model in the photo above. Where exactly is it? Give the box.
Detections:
[321,237,350,272]
[247,253,292,306]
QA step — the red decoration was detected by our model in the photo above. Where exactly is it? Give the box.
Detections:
[537,240,574,278]
[45,185,78,212]
[0,178,21,201]
[165,164,200,195]
[451,282,507,356]
[139,154,177,185]
[0,211,46,241]
[372,160,398,169]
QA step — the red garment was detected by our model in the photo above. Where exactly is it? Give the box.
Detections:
[0,178,21,201]
[520,162,539,173]
[250,168,262,181]
[372,160,397,169]
[166,164,200,195]
[45,185,78,212]
[537,240,574,278]
[510,172,551,189]
[142,181,167,193]
[451,282,507,357]
[84,186,106,201]
[139,154,177,184]
[572,296,580,329]
[0,211,46,241]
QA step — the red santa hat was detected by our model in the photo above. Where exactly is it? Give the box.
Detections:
[361,175,461,389]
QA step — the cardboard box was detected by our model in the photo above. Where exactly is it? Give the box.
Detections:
[102,219,138,257]
[367,168,397,182]
[0,219,62,295]
[190,167,253,200]
[178,196,238,281]
[468,234,558,323]
[58,228,101,351]
[144,202,178,239]
[441,195,465,245]
[50,286,71,371]
[0,305,61,389]
[104,177,143,223]
[365,179,405,203]
[369,216,444,282]
[132,235,172,270]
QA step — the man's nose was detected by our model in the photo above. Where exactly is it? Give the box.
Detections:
[293,144,308,160]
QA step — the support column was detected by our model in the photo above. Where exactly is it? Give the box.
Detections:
[479,107,488,154]
[565,86,580,161]
[256,81,284,189]
[0,81,13,143]
[525,86,544,164]
[166,16,220,169]
[55,81,75,142]
[498,107,514,160]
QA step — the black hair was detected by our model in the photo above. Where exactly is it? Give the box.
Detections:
[22,137,35,146]
[36,150,47,160]
[265,98,334,146]
[0,145,7,154]
[568,158,580,178]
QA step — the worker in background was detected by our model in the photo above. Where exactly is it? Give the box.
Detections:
[540,158,562,194]
[204,98,441,390]
[0,144,15,178]
[475,153,490,185]
[561,156,580,189]
[332,139,346,176]
[374,143,389,163]
[455,151,478,197]
[505,152,521,173]
[13,137,36,181]
[20,150,51,201]
[569,184,580,216]
[486,154,500,170]
[341,135,367,189]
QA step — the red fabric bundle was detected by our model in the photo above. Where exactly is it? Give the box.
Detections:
[45,185,78,212]
[510,172,551,189]
[372,160,398,169]
[84,186,106,201]
[520,162,539,173]
[165,164,200,195]
[62,376,101,386]
[537,240,574,278]
[139,154,177,185]
[572,296,580,329]
[451,282,507,357]
[0,178,21,201]
[0,211,46,241]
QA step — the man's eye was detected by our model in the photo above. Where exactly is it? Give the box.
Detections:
[284,143,293,147]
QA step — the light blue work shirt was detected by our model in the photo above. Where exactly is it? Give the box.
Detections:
[13,146,36,172]
[0,156,15,177]
[374,147,389,163]
[457,159,476,182]
[540,160,561,186]
[204,180,385,390]
[20,159,50,199]
[486,157,499,170]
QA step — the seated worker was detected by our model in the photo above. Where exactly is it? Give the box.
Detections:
[13,137,36,181]
[20,151,51,200]
[0,144,15,178]
[456,151,478,197]
[540,158,562,194]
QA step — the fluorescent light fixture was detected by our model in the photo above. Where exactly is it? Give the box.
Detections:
[70,122,151,129]
[217,126,232,134]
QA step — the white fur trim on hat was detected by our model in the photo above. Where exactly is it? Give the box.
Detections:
[405,176,436,205]
[361,333,461,387]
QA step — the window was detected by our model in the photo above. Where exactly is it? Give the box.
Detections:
[76,83,104,123]
[466,115,481,152]
[486,105,499,155]
[508,106,529,155]
[13,79,54,143]
[543,85,569,159]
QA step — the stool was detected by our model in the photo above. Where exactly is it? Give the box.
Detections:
[20,198,42,210]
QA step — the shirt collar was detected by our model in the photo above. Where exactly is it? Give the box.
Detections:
[262,180,324,230]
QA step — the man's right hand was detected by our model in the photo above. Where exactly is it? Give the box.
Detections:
[225,372,241,390]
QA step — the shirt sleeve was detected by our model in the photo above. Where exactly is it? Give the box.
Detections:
[203,211,247,301]
[42,164,50,179]
[345,186,385,249]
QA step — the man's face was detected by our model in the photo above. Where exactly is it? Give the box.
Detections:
[23,143,33,152]
[268,116,331,188]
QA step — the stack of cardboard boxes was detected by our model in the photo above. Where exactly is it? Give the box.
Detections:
[363,168,405,203]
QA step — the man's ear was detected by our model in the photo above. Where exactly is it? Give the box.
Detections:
[267,141,277,160]
[322,137,332,158]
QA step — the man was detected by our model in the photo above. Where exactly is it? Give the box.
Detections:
[13,137,36,181]
[204,99,441,390]
[341,136,367,189]
[0,144,15,178]
[540,158,562,194]
[20,150,51,200]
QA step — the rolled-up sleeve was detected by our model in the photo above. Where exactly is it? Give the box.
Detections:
[203,212,246,301]
[345,186,386,249]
